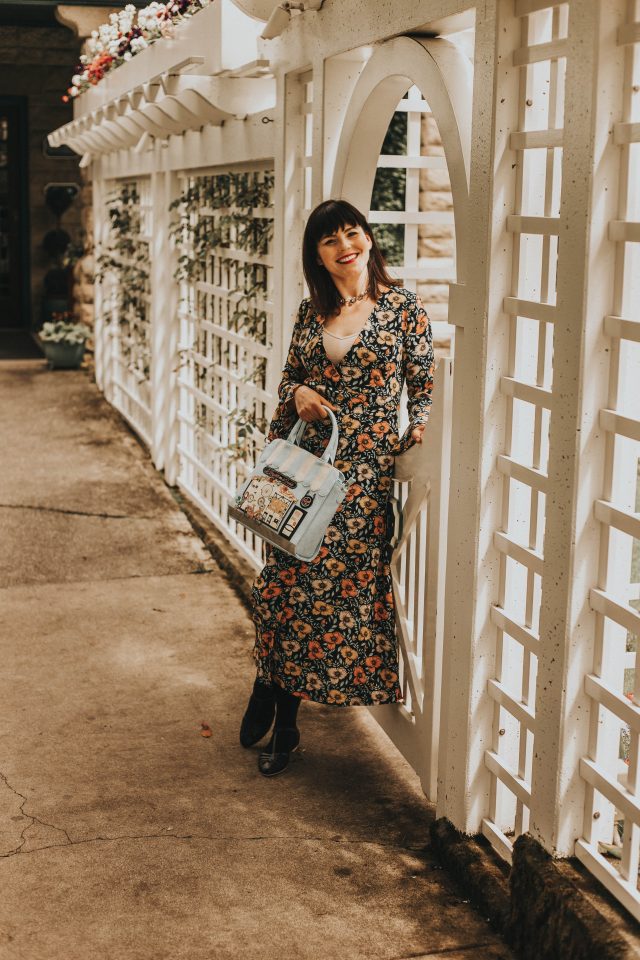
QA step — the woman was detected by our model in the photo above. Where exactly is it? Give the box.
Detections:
[240,199,435,776]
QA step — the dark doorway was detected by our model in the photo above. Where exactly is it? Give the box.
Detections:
[0,96,30,330]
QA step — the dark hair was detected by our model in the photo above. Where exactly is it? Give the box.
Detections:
[302,199,396,318]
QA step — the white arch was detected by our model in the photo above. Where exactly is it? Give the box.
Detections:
[330,36,472,281]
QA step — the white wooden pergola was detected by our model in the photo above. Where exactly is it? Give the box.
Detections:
[49,0,640,920]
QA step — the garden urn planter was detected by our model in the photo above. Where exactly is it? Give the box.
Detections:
[42,339,86,369]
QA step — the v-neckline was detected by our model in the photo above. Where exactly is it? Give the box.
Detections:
[315,288,388,370]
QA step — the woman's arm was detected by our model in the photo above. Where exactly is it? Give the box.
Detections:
[398,296,435,449]
[264,301,309,442]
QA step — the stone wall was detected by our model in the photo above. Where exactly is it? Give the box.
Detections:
[418,113,454,342]
[0,23,82,327]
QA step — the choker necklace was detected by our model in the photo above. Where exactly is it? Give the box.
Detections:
[339,291,368,307]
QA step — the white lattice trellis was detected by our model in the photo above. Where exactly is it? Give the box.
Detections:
[100,178,153,446]
[575,0,640,918]
[175,165,275,566]
[482,0,568,862]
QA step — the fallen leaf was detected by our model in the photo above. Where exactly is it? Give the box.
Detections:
[200,721,212,738]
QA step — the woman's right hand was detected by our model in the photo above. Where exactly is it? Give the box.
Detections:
[293,385,338,422]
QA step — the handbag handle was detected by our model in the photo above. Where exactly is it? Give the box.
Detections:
[286,406,339,464]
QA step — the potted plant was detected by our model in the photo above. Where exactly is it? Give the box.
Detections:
[39,313,91,369]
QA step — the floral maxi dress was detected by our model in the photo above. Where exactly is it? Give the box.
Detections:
[251,287,434,706]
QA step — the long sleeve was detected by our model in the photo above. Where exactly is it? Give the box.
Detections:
[265,300,309,442]
[394,296,435,454]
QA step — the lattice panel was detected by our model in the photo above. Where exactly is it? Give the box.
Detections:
[369,84,455,351]
[302,72,314,218]
[176,165,275,566]
[575,0,640,919]
[482,1,569,863]
[101,178,152,446]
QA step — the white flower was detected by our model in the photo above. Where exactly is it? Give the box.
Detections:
[125,3,136,12]
[70,86,79,96]
[71,74,81,85]
[123,51,133,61]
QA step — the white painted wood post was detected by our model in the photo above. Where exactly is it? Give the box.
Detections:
[529,0,629,857]
[436,2,518,833]
[92,158,106,393]
[149,167,179,478]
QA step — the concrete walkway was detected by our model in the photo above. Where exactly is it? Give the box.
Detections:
[0,360,514,960]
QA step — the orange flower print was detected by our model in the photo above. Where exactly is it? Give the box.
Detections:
[323,631,344,649]
[374,601,390,621]
[340,578,358,598]
[355,347,376,364]
[353,666,367,685]
[370,690,390,703]
[380,668,398,688]
[292,619,312,636]
[312,599,334,617]
[306,673,323,691]
[325,558,346,576]
[324,364,341,382]
[356,569,374,587]
[284,661,302,676]
[373,516,385,535]
[345,483,363,502]
[371,421,390,436]
[365,655,383,672]
[307,640,326,660]
[356,434,375,451]
[279,568,297,585]
[327,667,348,682]
[327,689,347,704]
[346,539,367,555]
[261,584,282,599]
[359,496,378,516]
[369,369,385,388]
[340,646,358,663]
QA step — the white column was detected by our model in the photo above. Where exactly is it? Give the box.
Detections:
[92,157,106,393]
[149,165,179,477]
[529,0,627,857]
[437,1,520,832]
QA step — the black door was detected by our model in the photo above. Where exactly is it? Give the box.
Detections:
[0,97,29,329]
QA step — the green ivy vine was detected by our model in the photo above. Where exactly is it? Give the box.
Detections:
[97,183,151,380]
[170,169,274,467]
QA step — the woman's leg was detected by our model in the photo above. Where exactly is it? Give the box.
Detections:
[239,674,276,748]
[258,687,301,777]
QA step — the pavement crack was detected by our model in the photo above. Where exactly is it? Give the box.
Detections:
[0,830,427,859]
[392,945,502,959]
[0,502,150,521]
[0,771,72,858]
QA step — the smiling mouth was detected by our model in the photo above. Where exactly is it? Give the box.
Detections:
[336,253,358,264]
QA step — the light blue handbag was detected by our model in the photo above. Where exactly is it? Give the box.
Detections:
[229,407,348,562]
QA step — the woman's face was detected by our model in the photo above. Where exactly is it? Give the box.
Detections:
[316,223,372,286]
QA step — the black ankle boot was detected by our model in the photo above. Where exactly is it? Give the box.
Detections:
[258,727,301,777]
[257,688,301,776]
[239,680,276,748]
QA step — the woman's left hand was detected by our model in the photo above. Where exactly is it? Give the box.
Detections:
[411,424,426,444]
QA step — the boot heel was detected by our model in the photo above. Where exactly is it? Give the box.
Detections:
[258,727,300,777]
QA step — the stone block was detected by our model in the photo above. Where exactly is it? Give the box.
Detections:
[79,303,94,328]
[416,283,449,304]
[81,254,95,277]
[420,191,454,212]
[420,169,452,191]
[80,282,95,304]
[418,237,456,258]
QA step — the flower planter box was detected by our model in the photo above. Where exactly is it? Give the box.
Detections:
[41,340,86,369]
